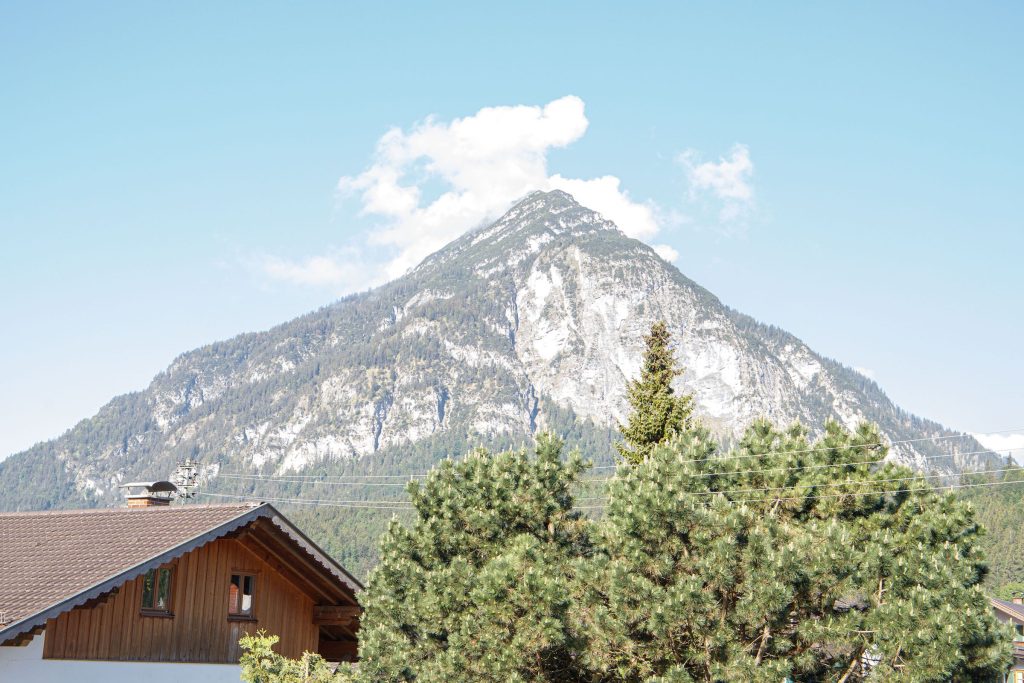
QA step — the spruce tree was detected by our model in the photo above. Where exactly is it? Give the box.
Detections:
[617,320,694,465]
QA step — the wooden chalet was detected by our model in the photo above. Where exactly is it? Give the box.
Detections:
[0,501,361,682]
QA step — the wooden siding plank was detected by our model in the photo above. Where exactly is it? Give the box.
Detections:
[95,594,111,659]
[87,600,101,658]
[42,618,58,658]
[120,575,136,660]
[218,538,234,661]
[107,583,125,660]
[198,540,219,662]
[173,548,194,661]
[65,608,81,658]
[185,543,201,650]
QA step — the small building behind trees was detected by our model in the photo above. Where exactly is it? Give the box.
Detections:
[991,598,1024,682]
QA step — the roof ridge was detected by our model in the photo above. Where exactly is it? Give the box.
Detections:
[0,502,259,518]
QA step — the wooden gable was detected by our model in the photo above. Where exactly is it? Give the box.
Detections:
[30,509,360,664]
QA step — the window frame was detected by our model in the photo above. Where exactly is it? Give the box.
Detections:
[139,565,175,618]
[227,571,258,622]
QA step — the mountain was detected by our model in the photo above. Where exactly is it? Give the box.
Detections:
[0,190,999,519]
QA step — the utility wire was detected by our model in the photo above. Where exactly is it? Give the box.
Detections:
[632,464,1024,499]
[575,447,1010,484]
[588,427,1024,470]
[216,470,430,480]
[214,427,1022,481]
[212,446,1012,488]
[199,491,415,510]
[201,469,1024,511]
[217,473,412,487]
[577,476,1024,509]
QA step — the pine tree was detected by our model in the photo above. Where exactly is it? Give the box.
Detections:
[616,320,694,465]
[239,631,340,683]
[350,434,593,682]
[236,421,1011,681]
[574,420,1011,681]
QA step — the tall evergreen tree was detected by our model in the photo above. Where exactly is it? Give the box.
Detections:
[617,320,694,465]
[350,434,593,682]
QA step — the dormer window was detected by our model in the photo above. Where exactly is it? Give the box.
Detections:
[140,567,173,616]
[228,573,256,620]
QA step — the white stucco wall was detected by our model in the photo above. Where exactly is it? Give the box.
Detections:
[0,635,243,683]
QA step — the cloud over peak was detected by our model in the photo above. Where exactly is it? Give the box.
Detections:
[259,97,755,291]
[332,96,663,281]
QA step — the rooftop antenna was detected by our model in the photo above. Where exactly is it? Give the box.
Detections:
[172,458,200,504]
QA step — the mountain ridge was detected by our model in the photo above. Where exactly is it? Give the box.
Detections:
[0,190,999,514]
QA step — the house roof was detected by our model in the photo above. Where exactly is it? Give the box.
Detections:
[0,502,361,643]
[992,598,1024,622]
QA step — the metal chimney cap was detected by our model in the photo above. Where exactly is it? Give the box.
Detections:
[118,481,179,494]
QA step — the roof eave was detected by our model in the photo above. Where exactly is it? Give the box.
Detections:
[990,598,1024,622]
[264,507,364,594]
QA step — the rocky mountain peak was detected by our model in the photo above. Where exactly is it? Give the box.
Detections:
[0,190,1000,513]
[413,190,621,277]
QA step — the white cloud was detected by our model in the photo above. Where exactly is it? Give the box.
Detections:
[652,243,679,263]
[679,144,755,228]
[335,96,665,282]
[547,174,659,239]
[973,432,1024,464]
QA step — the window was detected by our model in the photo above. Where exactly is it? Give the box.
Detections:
[140,567,173,615]
[228,573,256,619]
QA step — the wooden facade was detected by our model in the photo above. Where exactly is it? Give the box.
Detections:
[41,534,334,663]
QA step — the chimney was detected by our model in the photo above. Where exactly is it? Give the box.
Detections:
[119,481,179,508]
[1013,596,1023,606]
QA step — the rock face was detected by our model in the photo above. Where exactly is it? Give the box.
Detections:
[0,191,997,511]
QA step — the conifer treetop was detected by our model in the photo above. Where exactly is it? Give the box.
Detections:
[616,320,695,465]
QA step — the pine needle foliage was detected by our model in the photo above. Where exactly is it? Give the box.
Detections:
[617,321,694,465]
[574,420,1011,682]
[351,433,593,683]
[239,427,1011,682]
[240,631,342,683]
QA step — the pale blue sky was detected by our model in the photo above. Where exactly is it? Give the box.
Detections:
[1,2,1021,459]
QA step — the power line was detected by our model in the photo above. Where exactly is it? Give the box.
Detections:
[217,473,412,487]
[574,476,1024,509]
[212,446,1013,490]
[201,470,1024,511]
[589,426,1024,470]
[199,491,415,510]
[217,470,430,481]
[574,447,1011,484]
[214,427,1022,481]
[638,464,1024,499]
